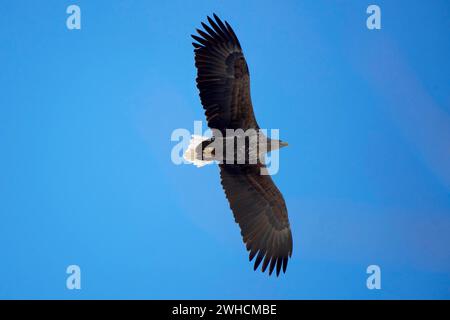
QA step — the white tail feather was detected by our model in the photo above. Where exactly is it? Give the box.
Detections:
[183,135,214,167]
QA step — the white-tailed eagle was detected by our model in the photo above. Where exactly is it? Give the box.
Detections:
[186,14,293,276]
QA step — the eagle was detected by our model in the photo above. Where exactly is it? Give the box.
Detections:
[185,14,293,276]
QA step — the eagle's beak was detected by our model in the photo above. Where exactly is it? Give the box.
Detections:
[280,141,289,148]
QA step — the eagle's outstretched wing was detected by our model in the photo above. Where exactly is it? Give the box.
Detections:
[192,14,259,133]
[219,164,293,276]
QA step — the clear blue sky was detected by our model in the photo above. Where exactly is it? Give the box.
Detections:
[0,0,449,299]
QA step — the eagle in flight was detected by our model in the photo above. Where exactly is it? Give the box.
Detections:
[185,14,293,276]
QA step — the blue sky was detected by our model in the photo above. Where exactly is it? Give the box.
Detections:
[0,0,449,299]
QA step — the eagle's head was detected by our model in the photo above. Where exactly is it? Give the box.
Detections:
[265,138,288,152]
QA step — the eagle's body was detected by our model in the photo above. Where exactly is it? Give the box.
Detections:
[191,130,286,165]
[186,14,293,276]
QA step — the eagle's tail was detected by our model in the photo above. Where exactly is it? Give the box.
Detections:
[183,135,214,167]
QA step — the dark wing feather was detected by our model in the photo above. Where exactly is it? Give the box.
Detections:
[192,14,259,133]
[219,164,293,276]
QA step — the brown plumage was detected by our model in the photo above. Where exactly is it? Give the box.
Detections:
[191,14,293,276]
